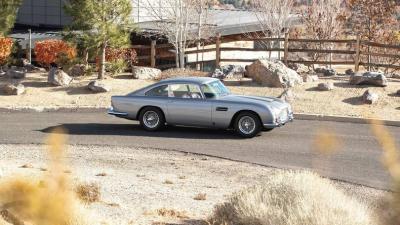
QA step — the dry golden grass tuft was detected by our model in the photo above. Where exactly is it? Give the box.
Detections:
[163,179,174,185]
[96,172,107,177]
[156,68,209,81]
[20,164,34,169]
[155,208,189,219]
[194,193,207,201]
[75,182,101,204]
[0,127,90,225]
[178,175,187,179]
[209,171,375,225]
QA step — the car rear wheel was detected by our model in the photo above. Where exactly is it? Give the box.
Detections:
[139,107,165,131]
[234,112,262,138]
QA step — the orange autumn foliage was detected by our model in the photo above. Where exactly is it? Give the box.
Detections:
[0,37,13,65]
[34,39,76,67]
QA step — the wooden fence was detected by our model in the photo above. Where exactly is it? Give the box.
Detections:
[133,35,400,72]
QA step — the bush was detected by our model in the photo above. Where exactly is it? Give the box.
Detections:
[75,182,101,204]
[106,59,127,76]
[34,39,76,67]
[97,47,137,75]
[0,37,13,65]
[209,171,375,225]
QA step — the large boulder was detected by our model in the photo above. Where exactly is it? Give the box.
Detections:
[87,80,111,93]
[362,90,379,104]
[245,60,303,88]
[315,67,337,76]
[345,69,355,76]
[212,65,245,80]
[132,66,161,80]
[6,68,26,79]
[317,82,334,91]
[287,63,310,74]
[303,75,319,83]
[48,68,73,86]
[350,71,387,87]
[2,83,25,95]
[69,64,86,77]
[396,89,400,96]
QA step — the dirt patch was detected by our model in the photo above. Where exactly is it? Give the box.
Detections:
[0,144,386,225]
[0,72,399,120]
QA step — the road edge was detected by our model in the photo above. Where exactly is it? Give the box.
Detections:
[1,107,399,127]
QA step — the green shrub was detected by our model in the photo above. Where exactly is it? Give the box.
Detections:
[106,59,127,76]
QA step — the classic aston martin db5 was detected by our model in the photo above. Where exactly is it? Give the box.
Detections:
[108,77,293,138]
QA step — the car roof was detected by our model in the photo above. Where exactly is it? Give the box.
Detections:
[158,77,218,85]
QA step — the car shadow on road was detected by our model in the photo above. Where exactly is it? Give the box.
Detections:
[39,123,239,139]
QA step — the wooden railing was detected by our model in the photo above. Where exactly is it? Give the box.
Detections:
[132,35,400,71]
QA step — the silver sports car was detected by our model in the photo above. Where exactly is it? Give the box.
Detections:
[108,77,293,138]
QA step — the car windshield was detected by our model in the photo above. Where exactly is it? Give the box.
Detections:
[201,81,230,99]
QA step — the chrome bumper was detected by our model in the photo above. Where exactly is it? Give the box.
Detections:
[107,107,128,116]
[263,113,294,128]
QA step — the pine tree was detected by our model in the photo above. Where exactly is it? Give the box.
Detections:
[64,0,134,79]
[0,0,22,36]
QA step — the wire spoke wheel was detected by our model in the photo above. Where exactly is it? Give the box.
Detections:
[238,116,256,135]
[143,111,160,129]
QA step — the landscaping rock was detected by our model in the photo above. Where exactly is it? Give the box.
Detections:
[345,69,355,76]
[211,69,225,80]
[2,83,25,95]
[212,65,245,80]
[391,73,400,79]
[303,75,319,83]
[87,80,111,93]
[317,82,334,91]
[349,71,388,87]
[315,67,337,76]
[287,63,310,74]
[48,68,73,86]
[278,89,295,102]
[69,64,86,77]
[6,68,26,79]
[397,89,400,96]
[245,60,303,88]
[132,66,162,80]
[362,90,379,104]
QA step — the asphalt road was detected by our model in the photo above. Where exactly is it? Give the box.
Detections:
[1,111,399,190]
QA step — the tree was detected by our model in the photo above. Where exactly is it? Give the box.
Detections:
[64,0,134,79]
[0,0,22,37]
[251,0,294,59]
[143,0,214,68]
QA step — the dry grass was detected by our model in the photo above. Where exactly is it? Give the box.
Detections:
[75,182,101,204]
[155,68,209,81]
[163,179,174,185]
[20,164,33,168]
[155,208,189,219]
[95,172,107,177]
[209,171,375,225]
[194,193,207,201]
[0,127,90,225]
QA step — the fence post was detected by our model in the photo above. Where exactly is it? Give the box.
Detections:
[355,35,361,72]
[283,33,289,65]
[215,33,221,68]
[150,40,156,68]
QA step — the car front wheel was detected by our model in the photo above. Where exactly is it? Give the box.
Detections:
[234,112,262,138]
[139,107,165,131]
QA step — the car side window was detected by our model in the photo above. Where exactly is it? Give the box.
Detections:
[169,84,202,99]
[145,85,169,97]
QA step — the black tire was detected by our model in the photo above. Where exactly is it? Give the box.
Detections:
[234,112,262,138]
[139,107,165,131]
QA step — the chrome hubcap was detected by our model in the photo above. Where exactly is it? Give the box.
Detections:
[238,116,256,135]
[143,111,159,128]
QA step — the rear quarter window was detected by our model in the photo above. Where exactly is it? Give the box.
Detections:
[145,85,169,97]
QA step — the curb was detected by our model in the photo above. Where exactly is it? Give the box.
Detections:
[0,107,399,127]
[294,113,400,127]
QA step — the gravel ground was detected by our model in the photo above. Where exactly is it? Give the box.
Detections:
[0,144,387,225]
[0,72,399,120]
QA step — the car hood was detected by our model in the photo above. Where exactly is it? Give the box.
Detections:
[219,94,288,109]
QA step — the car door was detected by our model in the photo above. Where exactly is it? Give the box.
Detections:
[166,83,212,127]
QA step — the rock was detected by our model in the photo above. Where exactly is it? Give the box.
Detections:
[132,66,162,80]
[2,83,25,95]
[211,69,225,80]
[212,65,245,80]
[287,63,310,74]
[397,89,400,96]
[48,68,73,86]
[362,90,379,104]
[69,64,86,77]
[6,68,26,79]
[315,67,337,76]
[303,75,319,83]
[349,71,388,87]
[87,80,111,93]
[278,89,295,102]
[245,60,303,88]
[345,69,355,76]
[391,73,400,79]
[317,82,334,91]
